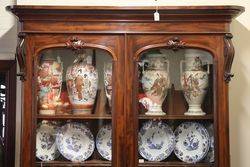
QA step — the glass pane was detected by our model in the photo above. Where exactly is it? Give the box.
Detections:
[0,73,6,166]
[137,49,214,166]
[36,48,113,166]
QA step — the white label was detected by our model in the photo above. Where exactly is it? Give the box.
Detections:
[139,159,144,163]
[154,11,160,21]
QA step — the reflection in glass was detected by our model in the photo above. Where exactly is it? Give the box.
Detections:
[104,61,112,109]
[66,52,98,115]
[139,54,170,116]
[137,49,215,165]
[36,48,113,165]
[0,73,5,165]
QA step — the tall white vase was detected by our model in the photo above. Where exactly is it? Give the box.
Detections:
[140,54,170,116]
[180,54,209,116]
[66,53,98,115]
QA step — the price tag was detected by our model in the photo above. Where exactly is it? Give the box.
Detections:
[139,159,145,163]
[154,11,160,21]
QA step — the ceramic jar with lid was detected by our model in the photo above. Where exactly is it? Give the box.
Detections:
[139,54,170,115]
[180,51,209,116]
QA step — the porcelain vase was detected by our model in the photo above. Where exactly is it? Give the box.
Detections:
[66,53,98,115]
[139,54,170,116]
[37,57,63,115]
[104,61,112,108]
[180,55,209,116]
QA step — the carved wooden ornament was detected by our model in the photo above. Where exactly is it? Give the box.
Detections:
[166,37,186,51]
[16,32,26,81]
[224,33,235,83]
[65,37,85,50]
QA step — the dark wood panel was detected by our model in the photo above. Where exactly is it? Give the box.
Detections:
[7,5,244,22]
[0,60,16,167]
[7,5,242,167]
[138,162,213,167]
[22,22,229,33]
[36,160,111,167]
[138,114,213,120]
[37,114,112,120]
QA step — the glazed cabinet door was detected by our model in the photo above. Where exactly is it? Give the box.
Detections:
[21,34,125,167]
[125,34,228,167]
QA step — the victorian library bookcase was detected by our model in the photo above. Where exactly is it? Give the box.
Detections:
[7,5,244,167]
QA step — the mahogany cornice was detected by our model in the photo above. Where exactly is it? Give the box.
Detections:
[6,5,244,22]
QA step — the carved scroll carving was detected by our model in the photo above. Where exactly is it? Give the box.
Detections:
[224,33,235,83]
[16,32,26,81]
[166,37,186,51]
[65,37,85,51]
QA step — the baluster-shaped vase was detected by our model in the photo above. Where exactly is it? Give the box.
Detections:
[180,55,209,116]
[66,53,98,115]
[140,54,170,116]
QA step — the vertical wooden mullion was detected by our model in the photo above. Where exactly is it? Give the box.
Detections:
[20,36,35,167]
[216,36,230,167]
[112,35,125,167]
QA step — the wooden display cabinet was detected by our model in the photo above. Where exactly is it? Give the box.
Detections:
[7,5,244,167]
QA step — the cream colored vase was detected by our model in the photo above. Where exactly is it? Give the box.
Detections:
[37,57,63,115]
[139,54,170,116]
[66,54,98,115]
[180,56,209,116]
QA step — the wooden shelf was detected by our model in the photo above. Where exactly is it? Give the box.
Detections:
[37,114,213,120]
[36,160,111,166]
[138,161,214,167]
[138,114,213,120]
[37,114,112,120]
[36,160,213,167]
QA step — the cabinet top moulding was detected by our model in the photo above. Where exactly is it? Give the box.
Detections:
[6,5,244,23]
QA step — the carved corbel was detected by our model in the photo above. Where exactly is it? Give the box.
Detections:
[65,37,85,52]
[224,33,235,83]
[166,37,186,51]
[16,32,26,81]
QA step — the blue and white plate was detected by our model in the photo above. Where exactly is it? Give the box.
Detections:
[204,123,214,163]
[36,121,60,161]
[56,122,95,162]
[138,121,175,161]
[174,122,210,164]
[96,124,112,161]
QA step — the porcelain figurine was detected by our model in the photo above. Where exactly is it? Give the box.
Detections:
[37,57,63,115]
[139,54,170,115]
[180,54,209,116]
[66,53,98,115]
[104,61,112,108]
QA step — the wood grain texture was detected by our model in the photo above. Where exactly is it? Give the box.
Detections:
[0,60,16,167]
[7,5,243,167]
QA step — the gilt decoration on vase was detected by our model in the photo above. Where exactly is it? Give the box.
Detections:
[180,50,210,116]
[139,54,170,116]
[66,52,98,115]
[37,56,63,115]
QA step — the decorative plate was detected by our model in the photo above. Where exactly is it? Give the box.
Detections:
[56,122,95,162]
[96,124,112,161]
[36,120,60,161]
[138,121,175,161]
[174,122,210,164]
[204,123,214,163]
